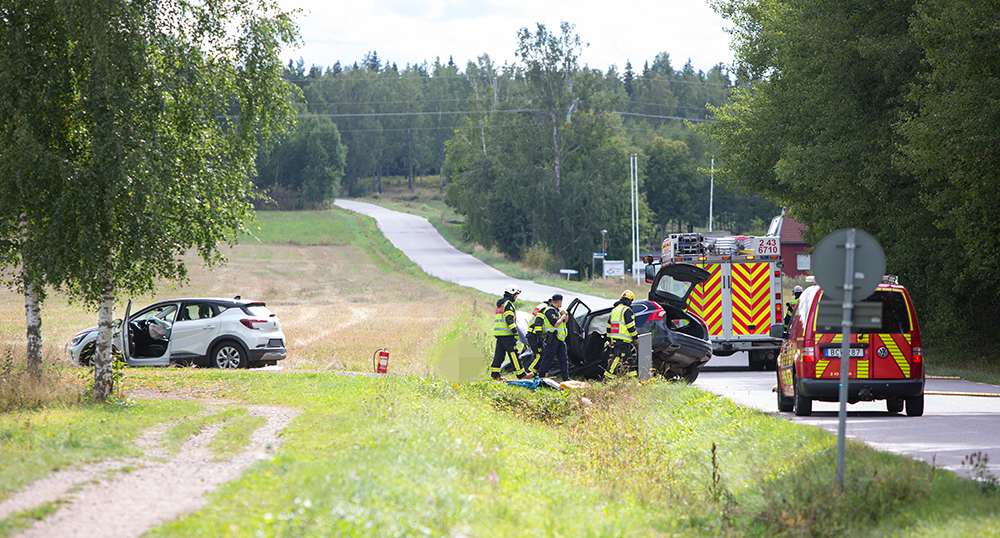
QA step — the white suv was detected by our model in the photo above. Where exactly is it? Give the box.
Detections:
[69,297,287,369]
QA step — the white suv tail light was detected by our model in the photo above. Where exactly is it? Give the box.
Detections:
[240,318,268,330]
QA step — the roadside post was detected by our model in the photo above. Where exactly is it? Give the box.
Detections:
[637,332,652,381]
[812,229,885,487]
[592,252,605,281]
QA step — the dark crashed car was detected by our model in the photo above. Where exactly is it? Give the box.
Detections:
[518,263,712,381]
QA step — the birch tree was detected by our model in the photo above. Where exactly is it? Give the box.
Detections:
[1,0,298,400]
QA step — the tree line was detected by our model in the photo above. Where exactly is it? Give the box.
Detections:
[264,27,779,270]
[700,0,1000,352]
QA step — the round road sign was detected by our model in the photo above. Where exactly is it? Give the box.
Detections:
[811,228,885,302]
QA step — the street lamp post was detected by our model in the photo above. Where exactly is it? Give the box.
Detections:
[601,229,607,280]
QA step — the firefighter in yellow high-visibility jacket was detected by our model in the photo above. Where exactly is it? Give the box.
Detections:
[605,290,638,379]
[535,294,570,381]
[490,285,525,380]
[526,297,555,375]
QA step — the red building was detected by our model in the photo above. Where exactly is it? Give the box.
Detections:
[767,215,811,278]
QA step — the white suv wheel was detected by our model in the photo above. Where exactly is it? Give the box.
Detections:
[213,343,245,369]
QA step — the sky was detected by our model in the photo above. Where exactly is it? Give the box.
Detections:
[275,0,737,75]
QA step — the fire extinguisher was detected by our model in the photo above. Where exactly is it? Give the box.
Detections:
[373,348,389,374]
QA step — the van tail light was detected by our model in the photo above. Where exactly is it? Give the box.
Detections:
[911,345,924,378]
[646,303,666,321]
[800,347,816,378]
[240,318,267,330]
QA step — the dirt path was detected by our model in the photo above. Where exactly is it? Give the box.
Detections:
[0,397,301,538]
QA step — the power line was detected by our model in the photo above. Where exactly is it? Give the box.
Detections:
[294,110,711,123]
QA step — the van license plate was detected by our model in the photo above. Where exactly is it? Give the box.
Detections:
[824,348,864,358]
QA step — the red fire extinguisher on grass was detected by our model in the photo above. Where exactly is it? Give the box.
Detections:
[373,348,389,374]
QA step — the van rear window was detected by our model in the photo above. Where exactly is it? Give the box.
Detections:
[861,291,910,333]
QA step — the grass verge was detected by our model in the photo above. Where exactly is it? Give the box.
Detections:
[110,370,1000,537]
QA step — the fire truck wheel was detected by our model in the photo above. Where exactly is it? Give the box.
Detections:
[748,351,766,371]
[764,351,777,371]
[886,398,904,414]
[777,370,794,412]
[792,375,812,416]
[905,393,924,417]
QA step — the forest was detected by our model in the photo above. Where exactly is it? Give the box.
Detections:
[255,23,778,271]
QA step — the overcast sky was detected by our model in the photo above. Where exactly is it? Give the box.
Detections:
[276,0,736,75]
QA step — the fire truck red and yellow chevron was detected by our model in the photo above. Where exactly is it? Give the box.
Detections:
[731,262,771,335]
[689,262,772,336]
[689,264,722,335]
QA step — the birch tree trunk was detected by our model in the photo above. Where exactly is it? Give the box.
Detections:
[24,279,43,382]
[93,267,116,401]
[19,213,43,382]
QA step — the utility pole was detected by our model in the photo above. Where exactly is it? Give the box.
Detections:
[709,157,714,232]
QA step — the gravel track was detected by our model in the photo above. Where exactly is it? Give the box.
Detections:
[1,397,300,538]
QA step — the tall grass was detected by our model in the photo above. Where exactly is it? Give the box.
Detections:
[0,347,85,412]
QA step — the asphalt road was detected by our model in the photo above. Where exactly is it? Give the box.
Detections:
[335,199,615,308]
[336,199,1000,479]
[699,353,1000,478]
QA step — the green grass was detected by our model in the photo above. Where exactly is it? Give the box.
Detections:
[161,407,267,459]
[0,501,62,538]
[209,412,267,460]
[120,370,1000,537]
[0,398,205,501]
[244,210,355,246]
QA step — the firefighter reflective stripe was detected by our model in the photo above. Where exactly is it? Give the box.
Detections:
[529,303,547,334]
[493,299,516,336]
[555,324,567,342]
[731,262,770,335]
[816,359,830,377]
[691,264,723,336]
[607,304,634,342]
[540,305,556,334]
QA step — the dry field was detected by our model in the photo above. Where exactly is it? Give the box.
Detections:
[1,239,495,376]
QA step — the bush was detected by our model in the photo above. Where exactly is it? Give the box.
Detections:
[522,243,558,273]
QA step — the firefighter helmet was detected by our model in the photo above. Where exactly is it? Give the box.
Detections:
[621,289,635,301]
[793,285,803,296]
[505,285,521,296]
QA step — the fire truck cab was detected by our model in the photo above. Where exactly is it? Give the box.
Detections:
[660,233,785,370]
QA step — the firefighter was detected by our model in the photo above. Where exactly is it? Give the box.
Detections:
[490,285,525,380]
[535,294,570,381]
[784,285,803,327]
[526,296,556,376]
[605,290,638,379]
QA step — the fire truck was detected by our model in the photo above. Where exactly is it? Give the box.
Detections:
[660,233,785,370]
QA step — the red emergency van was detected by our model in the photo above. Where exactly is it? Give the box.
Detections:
[776,277,924,416]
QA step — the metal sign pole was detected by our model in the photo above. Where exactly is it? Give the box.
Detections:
[836,228,857,487]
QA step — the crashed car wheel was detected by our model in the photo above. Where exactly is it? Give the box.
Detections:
[684,365,700,383]
[211,341,246,369]
[79,341,96,366]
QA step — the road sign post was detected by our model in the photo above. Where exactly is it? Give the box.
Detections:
[812,228,886,488]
